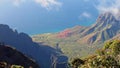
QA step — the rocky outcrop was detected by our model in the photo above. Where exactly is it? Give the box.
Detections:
[0,24,68,68]
[0,45,39,68]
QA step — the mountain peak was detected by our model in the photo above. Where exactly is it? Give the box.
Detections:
[80,12,120,44]
[32,11,120,59]
[33,11,120,45]
[94,12,118,28]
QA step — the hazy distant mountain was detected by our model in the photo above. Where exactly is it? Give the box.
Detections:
[32,12,120,58]
[0,24,68,68]
[0,45,39,68]
[33,12,120,44]
[78,12,120,44]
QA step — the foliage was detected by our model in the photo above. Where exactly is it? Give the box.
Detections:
[32,30,103,60]
[11,65,24,68]
[0,62,24,68]
[71,58,84,68]
[70,40,120,68]
[103,40,120,56]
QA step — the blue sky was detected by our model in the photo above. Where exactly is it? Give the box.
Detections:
[0,0,119,35]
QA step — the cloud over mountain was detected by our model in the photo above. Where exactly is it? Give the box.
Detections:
[95,0,120,15]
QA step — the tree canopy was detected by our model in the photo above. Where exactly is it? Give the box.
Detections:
[70,40,120,68]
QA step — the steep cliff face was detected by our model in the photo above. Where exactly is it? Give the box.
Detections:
[0,24,68,68]
[0,45,39,68]
[77,12,120,44]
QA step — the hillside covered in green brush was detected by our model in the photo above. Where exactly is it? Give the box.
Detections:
[70,40,120,68]
[32,12,120,59]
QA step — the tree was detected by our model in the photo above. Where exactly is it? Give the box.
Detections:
[103,40,120,56]
[109,40,120,56]
[11,65,24,68]
[96,49,105,56]
[71,58,84,68]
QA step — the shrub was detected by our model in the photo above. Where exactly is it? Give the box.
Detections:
[70,40,120,68]
[11,65,24,68]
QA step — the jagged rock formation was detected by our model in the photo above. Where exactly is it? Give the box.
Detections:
[0,45,39,68]
[78,12,120,44]
[0,24,68,68]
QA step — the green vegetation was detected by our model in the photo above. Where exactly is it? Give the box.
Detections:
[11,65,24,68]
[70,40,120,68]
[32,33,103,60]
[0,62,24,68]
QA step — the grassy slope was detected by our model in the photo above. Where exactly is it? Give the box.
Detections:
[32,32,104,60]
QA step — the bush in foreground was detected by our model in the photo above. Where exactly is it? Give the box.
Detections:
[70,40,120,68]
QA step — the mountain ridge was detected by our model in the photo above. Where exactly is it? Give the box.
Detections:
[0,44,39,68]
[32,12,120,59]
[0,24,68,68]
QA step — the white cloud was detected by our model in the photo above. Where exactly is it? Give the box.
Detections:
[0,0,62,10]
[80,12,91,18]
[35,0,62,10]
[95,0,120,15]
[79,12,92,21]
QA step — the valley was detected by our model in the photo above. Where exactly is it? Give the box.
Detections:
[32,12,120,60]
